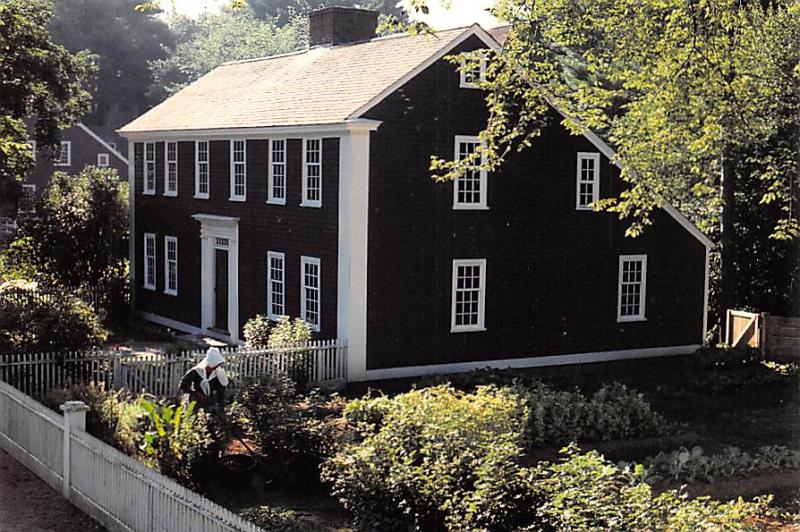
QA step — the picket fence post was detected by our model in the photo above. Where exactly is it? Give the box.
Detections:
[59,400,89,499]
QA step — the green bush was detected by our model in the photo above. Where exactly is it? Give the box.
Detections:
[694,345,763,369]
[342,393,394,427]
[243,314,271,348]
[322,385,536,530]
[267,316,312,348]
[0,280,107,352]
[240,506,306,531]
[323,387,769,531]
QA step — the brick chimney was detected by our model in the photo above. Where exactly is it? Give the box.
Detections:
[309,6,380,47]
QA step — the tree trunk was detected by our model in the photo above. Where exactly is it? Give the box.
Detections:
[720,146,737,339]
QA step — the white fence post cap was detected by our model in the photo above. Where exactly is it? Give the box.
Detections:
[60,401,90,413]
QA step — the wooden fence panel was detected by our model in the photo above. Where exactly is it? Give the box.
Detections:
[764,314,800,360]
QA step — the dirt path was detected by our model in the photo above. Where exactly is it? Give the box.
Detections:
[0,448,103,531]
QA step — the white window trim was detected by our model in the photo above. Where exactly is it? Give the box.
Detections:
[229,139,247,202]
[164,141,178,197]
[164,236,178,296]
[301,138,322,208]
[459,53,487,89]
[27,140,37,162]
[617,254,647,322]
[266,251,285,320]
[19,184,36,214]
[97,153,110,167]
[143,142,156,195]
[194,140,210,199]
[143,232,156,291]
[451,258,487,333]
[300,255,321,332]
[54,140,72,166]
[576,152,601,210]
[267,139,287,205]
[453,135,488,210]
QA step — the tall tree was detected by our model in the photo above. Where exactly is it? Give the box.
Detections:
[149,8,308,100]
[424,0,800,330]
[48,0,175,127]
[0,0,94,211]
[247,0,404,23]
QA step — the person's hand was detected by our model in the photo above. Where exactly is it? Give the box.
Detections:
[195,392,207,404]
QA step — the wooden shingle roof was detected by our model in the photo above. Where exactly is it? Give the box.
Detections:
[120,27,479,134]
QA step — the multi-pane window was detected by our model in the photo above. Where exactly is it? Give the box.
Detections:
[453,136,487,209]
[144,142,156,194]
[55,141,72,166]
[576,152,600,210]
[451,259,486,332]
[19,184,36,214]
[268,139,286,204]
[460,53,486,88]
[195,141,209,198]
[302,138,322,207]
[143,233,156,290]
[267,251,285,319]
[165,141,178,196]
[164,236,178,296]
[300,256,321,331]
[230,140,246,200]
[97,153,109,167]
[617,255,647,322]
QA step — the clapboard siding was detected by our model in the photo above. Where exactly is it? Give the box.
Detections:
[361,35,706,370]
[133,138,339,338]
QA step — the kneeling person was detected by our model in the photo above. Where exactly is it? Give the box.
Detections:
[179,347,229,409]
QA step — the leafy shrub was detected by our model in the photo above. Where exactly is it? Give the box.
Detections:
[686,360,798,394]
[323,388,768,531]
[625,445,800,485]
[517,381,673,448]
[267,316,312,348]
[240,506,306,531]
[232,375,351,487]
[342,393,394,427]
[694,345,763,369]
[322,385,536,530]
[137,397,212,486]
[243,314,271,348]
[0,280,107,352]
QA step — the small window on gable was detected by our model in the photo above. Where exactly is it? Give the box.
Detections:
[460,52,487,89]
[302,138,322,207]
[19,184,36,214]
[453,136,487,209]
[165,141,178,196]
[451,259,487,332]
[143,232,156,290]
[195,141,209,199]
[617,254,647,322]
[300,256,321,331]
[267,251,285,320]
[144,142,156,195]
[576,152,600,210]
[164,236,178,296]
[230,140,246,201]
[108,142,117,151]
[268,139,287,205]
[97,153,110,167]
[55,141,72,166]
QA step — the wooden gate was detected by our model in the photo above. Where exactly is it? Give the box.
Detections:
[726,310,762,349]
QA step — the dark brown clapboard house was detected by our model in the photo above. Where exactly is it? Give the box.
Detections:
[118,7,712,382]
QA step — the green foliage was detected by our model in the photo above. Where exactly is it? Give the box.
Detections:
[243,314,272,349]
[137,397,212,485]
[6,166,129,287]
[247,0,404,24]
[0,280,107,352]
[149,9,307,100]
[48,0,174,126]
[323,385,535,530]
[0,0,94,204]
[627,445,800,485]
[240,506,305,531]
[324,386,766,530]
[342,393,394,427]
[694,345,763,369]
[267,315,313,348]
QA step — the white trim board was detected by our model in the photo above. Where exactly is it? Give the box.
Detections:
[77,123,128,165]
[119,119,382,141]
[357,344,700,382]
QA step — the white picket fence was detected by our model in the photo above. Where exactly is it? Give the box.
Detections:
[0,379,265,532]
[0,340,348,398]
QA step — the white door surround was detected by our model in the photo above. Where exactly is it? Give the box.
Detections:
[192,214,240,342]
